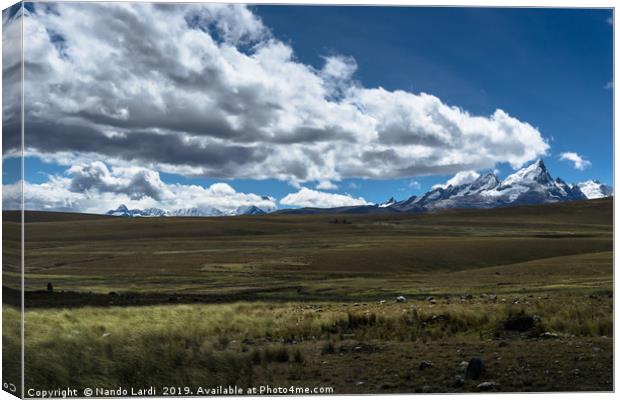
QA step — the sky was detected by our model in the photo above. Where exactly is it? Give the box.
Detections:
[1,3,614,213]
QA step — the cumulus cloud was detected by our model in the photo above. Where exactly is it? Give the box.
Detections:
[3,162,277,214]
[1,3,549,188]
[559,152,591,170]
[68,162,172,201]
[432,170,480,189]
[280,187,370,208]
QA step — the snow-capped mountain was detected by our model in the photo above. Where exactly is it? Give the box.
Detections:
[478,159,587,207]
[166,207,225,217]
[575,180,614,199]
[106,204,268,217]
[106,205,169,217]
[382,159,608,213]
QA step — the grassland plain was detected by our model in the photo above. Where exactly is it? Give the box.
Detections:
[1,198,613,394]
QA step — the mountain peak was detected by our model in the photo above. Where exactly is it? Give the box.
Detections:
[378,197,397,208]
[526,158,548,174]
[240,205,267,215]
[477,172,500,183]
[502,159,553,187]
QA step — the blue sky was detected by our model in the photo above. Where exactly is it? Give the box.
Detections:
[255,6,613,187]
[2,4,614,213]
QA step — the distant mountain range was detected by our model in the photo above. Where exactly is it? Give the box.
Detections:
[106,204,267,217]
[276,159,612,215]
[106,159,612,217]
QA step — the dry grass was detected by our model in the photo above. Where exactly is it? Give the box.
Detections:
[4,292,612,391]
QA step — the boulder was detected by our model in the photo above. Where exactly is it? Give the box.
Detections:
[396,295,407,303]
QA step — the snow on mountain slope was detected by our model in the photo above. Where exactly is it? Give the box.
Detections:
[378,197,396,208]
[106,205,168,217]
[576,180,613,199]
[501,159,553,187]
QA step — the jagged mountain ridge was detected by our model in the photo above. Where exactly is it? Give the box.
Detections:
[385,159,608,212]
[389,160,583,212]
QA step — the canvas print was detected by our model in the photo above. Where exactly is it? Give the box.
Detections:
[2,2,614,397]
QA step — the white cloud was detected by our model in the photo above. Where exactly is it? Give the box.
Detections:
[2,162,277,214]
[408,180,421,189]
[321,55,357,81]
[559,152,591,170]
[432,170,480,189]
[68,161,173,201]
[280,187,370,208]
[4,3,550,188]
[316,180,338,190]
[605,81,613,89]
